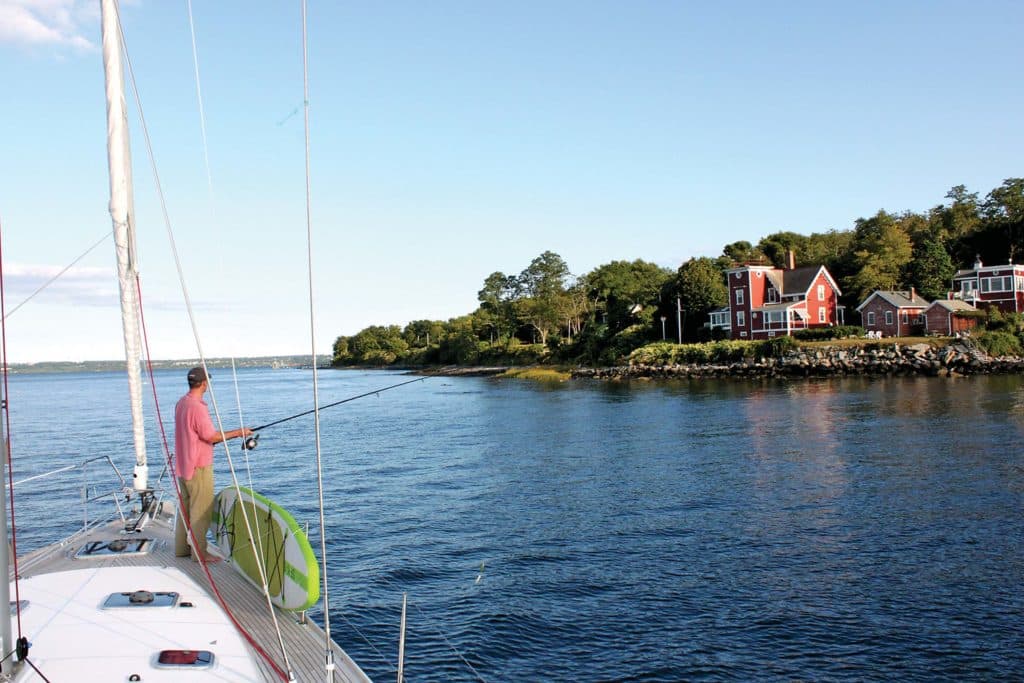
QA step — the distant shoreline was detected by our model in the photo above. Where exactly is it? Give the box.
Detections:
[5,355,332,374]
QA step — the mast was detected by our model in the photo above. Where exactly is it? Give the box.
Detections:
[101,0,148,491]
[0,416,13,677]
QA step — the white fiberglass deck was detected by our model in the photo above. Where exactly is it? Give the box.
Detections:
[9,505,371,682]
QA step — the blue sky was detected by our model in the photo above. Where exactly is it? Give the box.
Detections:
[0,0,1021,362]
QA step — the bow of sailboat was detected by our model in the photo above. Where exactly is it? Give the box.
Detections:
[0,0,374,680]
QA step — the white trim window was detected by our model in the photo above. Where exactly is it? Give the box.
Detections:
[736,310,746,328]
[818,307,826,323]
[766,287,779,303]
[901,311,909,324]
[817,284,825,301]
[867,311,876,325]
[885,311,894,325]
[982,275,1012,293]
[735,289,744,306]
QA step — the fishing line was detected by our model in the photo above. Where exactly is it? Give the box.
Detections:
[249,375,430,434]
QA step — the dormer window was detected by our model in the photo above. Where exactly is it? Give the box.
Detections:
[766,287,778,303]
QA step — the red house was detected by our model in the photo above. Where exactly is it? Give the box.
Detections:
[924,299,980,336]
[951,257,1024,313]
[722,253,843,340]
[855,289,929,337]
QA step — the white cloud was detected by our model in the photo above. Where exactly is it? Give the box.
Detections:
[0,0,97,50]
[2,262,116,314]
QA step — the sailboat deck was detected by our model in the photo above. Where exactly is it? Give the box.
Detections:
[12,504,373,682]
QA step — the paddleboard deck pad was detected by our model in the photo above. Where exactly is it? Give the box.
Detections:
[211,486,320,611]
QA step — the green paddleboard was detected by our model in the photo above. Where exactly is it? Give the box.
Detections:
[211,486,320,611]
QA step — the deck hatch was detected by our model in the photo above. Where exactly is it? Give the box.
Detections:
[155,650,215,669]
[75,538,153,559]
[103,591,179,608]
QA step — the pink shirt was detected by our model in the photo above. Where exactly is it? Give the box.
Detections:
[174,392,216,480]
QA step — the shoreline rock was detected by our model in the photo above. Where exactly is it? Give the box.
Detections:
[571,343,1024,380]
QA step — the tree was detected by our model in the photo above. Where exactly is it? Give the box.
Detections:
[757,231,809,267]
[673,257,727,342]
[981,178,1024,261]
[583,259,672,333]
[514,251,570,345]
[347,325,409,365]
[477,271,518,340]
[803,229,855,277]
[720,240,764,267]
[908,236,956,301]
[940,185,981,244]
[331,336,349,366]
[562,278,592,342]
[437,315,480,364]
[846,210,913,302]
[402,320,446,347]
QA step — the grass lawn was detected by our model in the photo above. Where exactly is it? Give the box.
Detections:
[799,336,951,349]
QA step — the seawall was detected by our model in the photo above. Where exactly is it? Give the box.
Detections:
[572,343,1024,380]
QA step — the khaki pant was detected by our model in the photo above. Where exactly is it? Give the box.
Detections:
[174,465,213,558]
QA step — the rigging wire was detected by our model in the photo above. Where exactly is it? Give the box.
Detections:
[182,0,286,647]
[296,4,341,679]
[0,219,25,644]
[2,231,110,320]
[114,4,291,678]
[185,0,216,202]
[373,574,489,683]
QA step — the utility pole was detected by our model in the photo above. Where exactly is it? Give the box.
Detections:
[676,296,683,344]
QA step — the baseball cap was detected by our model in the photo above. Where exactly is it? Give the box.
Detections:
[187,367,209,387]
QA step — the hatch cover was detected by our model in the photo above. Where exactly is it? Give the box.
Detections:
[75,538,153,559]
[103,591,179,608]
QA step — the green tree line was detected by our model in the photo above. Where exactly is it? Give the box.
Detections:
[334,178,1024,367]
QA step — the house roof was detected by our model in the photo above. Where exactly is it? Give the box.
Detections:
[855,290,930,312]
[728,264,842,297]
[755,302,799,312]
[954,262,1024,278]
[782,265,842,297]
[764,270,784,293]
[927,299,978,312]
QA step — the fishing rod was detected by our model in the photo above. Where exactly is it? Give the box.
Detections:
[241,375,430,450]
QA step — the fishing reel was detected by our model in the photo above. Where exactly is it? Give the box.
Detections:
[242,433,260,452]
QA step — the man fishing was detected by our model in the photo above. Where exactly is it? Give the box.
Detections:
[174,366,253,562]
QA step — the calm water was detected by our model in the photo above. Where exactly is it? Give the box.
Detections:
[5,369,1024,681]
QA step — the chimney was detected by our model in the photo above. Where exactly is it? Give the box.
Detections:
[974,254,983,271]
[786,249,796,270]
[909,286,915,302]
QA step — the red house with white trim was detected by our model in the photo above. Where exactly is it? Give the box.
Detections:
[721,253,844,340]
[856,289,929,337]
[925,299,980,336]
[951,257,1024,313]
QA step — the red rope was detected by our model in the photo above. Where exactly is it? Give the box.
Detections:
[0,217,25,639]
[134,275,288,681]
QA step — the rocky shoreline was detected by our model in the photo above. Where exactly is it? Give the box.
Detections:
[572,343,1024,380]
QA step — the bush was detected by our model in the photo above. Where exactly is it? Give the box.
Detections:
[761,335,797,357]
[599,324,655,365]
[975,330,1023,357]
[478,342,547,366]
[627,337,796,365]
[983,309,1024,332]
